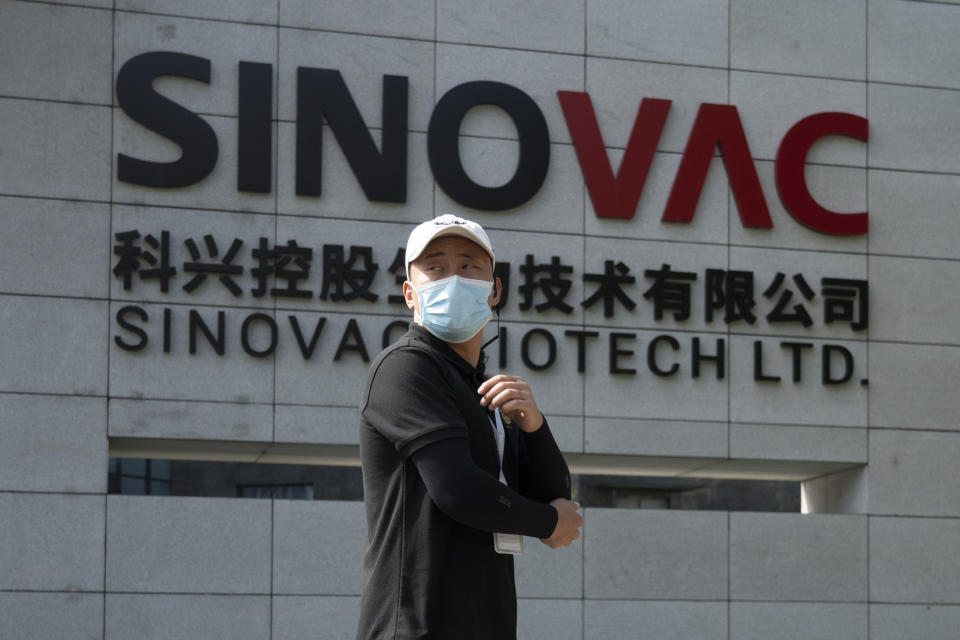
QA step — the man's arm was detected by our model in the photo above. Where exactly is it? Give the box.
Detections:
[366,351,581,545]
[477,374,571,501]
[518,419,571,502]
[517,423,581,547]
[412,437,582,547]
[475,374,582,547]
[411,437,557,538]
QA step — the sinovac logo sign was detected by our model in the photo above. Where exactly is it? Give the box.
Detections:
[111,52,869,388]
[115,52,868,236]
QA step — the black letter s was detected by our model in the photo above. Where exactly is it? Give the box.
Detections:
[116,52,219,187]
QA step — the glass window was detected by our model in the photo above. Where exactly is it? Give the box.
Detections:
[238,484,315,500]
[120,475,145,494]
[107,458,799,511]
[108,458,173,496]
[108,458,361,501]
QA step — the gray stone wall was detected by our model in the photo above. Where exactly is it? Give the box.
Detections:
[3,0,960,638]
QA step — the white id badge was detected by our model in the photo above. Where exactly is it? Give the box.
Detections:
[494,532,524,555]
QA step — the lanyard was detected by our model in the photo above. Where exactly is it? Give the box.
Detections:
[487,409,507,485]
[487,408,524,555]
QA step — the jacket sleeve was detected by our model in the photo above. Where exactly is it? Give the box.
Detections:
[517,418,572,503]
[360,346,468,457]
[411,437,559,539]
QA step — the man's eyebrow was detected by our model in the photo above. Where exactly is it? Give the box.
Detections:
[421,249,481,260]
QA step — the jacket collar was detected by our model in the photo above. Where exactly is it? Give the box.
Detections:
[406,323,488,382]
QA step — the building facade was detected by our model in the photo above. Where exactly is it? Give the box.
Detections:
[2,0,960,638]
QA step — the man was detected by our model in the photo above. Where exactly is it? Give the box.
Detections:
[357,215,583,639]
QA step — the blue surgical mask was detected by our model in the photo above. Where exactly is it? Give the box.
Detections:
[414,275,494,343]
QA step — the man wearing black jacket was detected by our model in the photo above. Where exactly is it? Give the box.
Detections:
[357,215,582,640]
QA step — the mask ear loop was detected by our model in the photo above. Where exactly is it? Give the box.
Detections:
[480,307,501,352]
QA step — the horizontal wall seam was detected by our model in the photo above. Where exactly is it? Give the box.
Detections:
[9,4,960,95]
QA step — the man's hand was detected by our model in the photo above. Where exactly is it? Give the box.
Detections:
[477,374,544,432]
[541,498,583,549]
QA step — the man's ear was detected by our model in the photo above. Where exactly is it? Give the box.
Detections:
[488,276,502,309]
[402,281,417,312]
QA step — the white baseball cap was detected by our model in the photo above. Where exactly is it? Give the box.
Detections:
[405,214,495,278]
